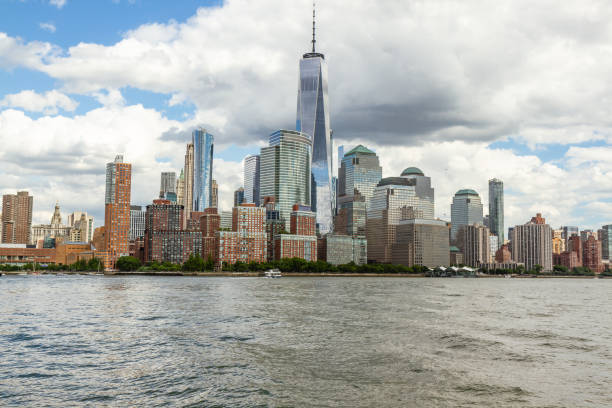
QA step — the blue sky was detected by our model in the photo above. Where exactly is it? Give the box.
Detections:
[2,0,612,233]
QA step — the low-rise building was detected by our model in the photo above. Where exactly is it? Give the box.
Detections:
[323,234,367,265]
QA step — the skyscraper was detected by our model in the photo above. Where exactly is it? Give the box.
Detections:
[176,169,185,209]
[1,191,33,244]
[183,143,194,221]
[338,145,382,206]
[366,167,436,263]
[296,5,333,234]
[211,179,218,208]
[234,187,245,207]
[260,130,311,230]
[601,225,612,260]
[104,155,132,266]
[160,172,176,196]
[244,154,260,206]
[456,224,491,267]
[512,213,553,272]
[192,128,214,212]
[450,189,484,242]
[129,205,145,240]
[488,178,504,247]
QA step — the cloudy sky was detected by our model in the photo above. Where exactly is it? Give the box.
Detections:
[1,0,612,234]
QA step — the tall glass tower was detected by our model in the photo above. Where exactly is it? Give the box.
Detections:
[296,5,333,234]
[488,178,504,248]
[192,127,214,211]
[450,189,484,242]
[244,154,261,206]
[260,130,311,230]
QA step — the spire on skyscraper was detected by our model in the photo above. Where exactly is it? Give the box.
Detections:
[312,1,316,53]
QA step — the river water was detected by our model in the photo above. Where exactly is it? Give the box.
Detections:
[1,275,611,407]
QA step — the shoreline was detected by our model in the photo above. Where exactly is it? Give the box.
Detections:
[1,271,609,278]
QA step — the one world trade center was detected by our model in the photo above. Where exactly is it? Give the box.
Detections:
[296,4,333,234]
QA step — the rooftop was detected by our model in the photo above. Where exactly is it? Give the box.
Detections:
[455,189,479,196]
[401,167,425,177]
[377,177,416,187]
[345,144,376,156]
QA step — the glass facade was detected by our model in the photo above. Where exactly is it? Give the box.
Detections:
[450,189,484,242]
[296,52,333,234]
[488,178,504,248]
[601,225,612,260]
[338,145,382,207]
[260,130,311,231]
[192,128,214,212]
[244,154,260,206]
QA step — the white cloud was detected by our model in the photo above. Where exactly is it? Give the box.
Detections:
[49,0,67,9]
[39,22,56,33]
[0,33,58,69]
[3,0,612,230]
[0,90,78,115]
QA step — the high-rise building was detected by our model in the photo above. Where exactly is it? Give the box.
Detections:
[103,155,132,267]
[200,207,220,261]
[488,178,504,247]
[183,143,194,224]
[583,235,603,273]
[176,169,185,209]
[1,191,33,245]
[338,145,382,206]
[273,204,317,261]
[244,154,261,206]
[160,172,176,197]
[260,130,311,230]
[580,229,595,242]
[296,6,333,234]
[216,204,267,266]
[234,187,245,207]
[129,205,145,240]
[366,168,435,263]
[450,189,484,242]
[552,229,565,254]
[67,212,94,242]
[334,192,366,236]
[220,211,232,230]
[511,213,553,272]
[561,226,579,247]
[456,224,491,267]
[192,128,214,212]
[68,212,94,243]
[391,218,449,268]
[600,225,612,260]
[144,199,202,264]
[211,179,218,208]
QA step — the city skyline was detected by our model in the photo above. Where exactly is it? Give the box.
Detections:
[2,1,612,231]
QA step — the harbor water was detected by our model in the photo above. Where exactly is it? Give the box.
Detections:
[1,275,611,407]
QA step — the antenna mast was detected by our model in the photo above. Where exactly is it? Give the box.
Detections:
[312,1,316,53]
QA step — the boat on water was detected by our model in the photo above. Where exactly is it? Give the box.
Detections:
[264,269,282,278]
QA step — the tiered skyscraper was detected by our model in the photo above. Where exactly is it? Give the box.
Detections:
[488,178,504,248]
[296,5,333,234]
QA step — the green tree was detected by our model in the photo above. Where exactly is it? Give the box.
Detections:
[116,256,141,271]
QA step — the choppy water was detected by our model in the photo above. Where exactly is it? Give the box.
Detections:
[1,275,611,407]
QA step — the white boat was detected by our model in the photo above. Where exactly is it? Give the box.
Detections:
[264,269,282,278]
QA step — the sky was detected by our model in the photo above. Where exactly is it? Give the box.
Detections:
[1,0,612,235]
